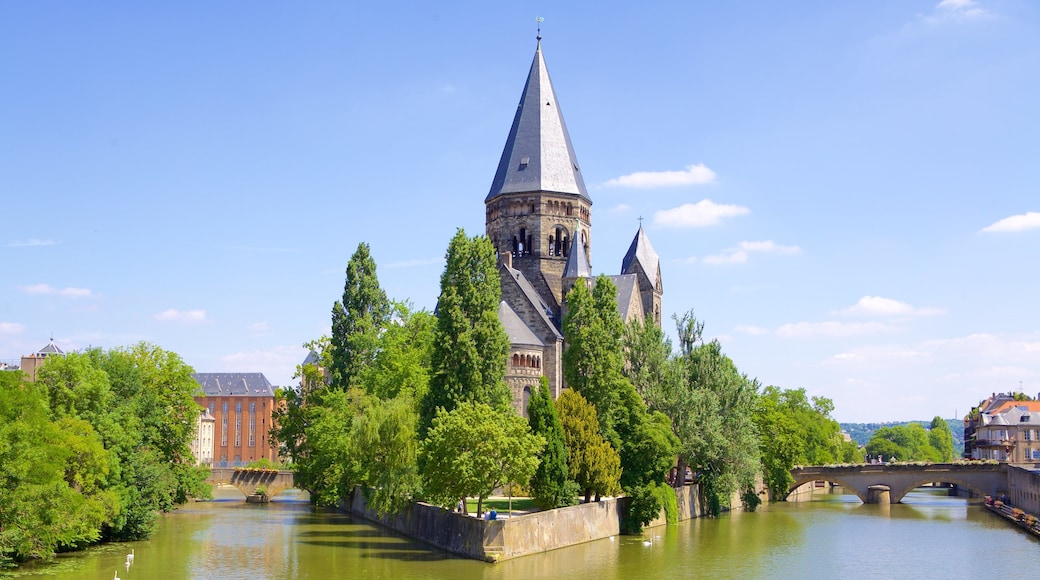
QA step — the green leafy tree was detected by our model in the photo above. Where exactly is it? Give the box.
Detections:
[330,242,391,391]
[929,416,955,462]
[419,229,510,437]
[556,390,622,503]
[866,423,941,462]
[359,302,434,402]
[353,394,423,515]
[667,312,761,516]
[562,276,627,444]
[526,377,573,509]
[422,402,545,515]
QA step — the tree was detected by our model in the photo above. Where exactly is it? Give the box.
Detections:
[422,402,544,515]
[556,390,622,503]
[666,311,761,516]
[419,229,510,437]
[353,394,422,515]
[562,276,627,445]
[358,302,434,402]
[866,423,941,462]
[526,377,573,509]
[330,242,390,391]
[929,416,955,462]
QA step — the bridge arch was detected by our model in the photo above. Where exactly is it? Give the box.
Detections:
[206,468,297,501]
[787,474,869,503]
[788,464,1007,504]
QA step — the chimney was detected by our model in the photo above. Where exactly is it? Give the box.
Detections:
[501,250,512,269]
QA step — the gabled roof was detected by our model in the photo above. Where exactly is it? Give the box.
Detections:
[563,244,591,279]
[302,350,320,367]
[621,225,660,284]
[486,42,589,203]
[502,264,563,339]
[192,372,275,397]
[498,301,545,347]
[608,274,641,322]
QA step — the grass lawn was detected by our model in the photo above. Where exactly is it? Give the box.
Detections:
[465,497,538,514]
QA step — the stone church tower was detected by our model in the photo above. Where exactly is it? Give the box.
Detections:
[487,41,663,414]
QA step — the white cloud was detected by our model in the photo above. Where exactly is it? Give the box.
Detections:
[653,200,749,228]
[836,296,945,317]
[604,163,717,188]
[21,283,93,298]
[703,240,802,265]
[926,0,991,22]
[153,309,207,322]
[384,257,443,269]
[980,212,1040,233]
[7,238,57,247]
[775,321,892,338]
[247,321,270,334]
[608,203,632,214]
[219,345,309,387]
[0,322,26,335]
[735,324,771,336]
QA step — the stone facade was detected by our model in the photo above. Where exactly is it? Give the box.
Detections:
[486,43,663,413]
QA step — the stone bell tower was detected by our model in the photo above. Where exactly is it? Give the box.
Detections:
[485,40,591,322]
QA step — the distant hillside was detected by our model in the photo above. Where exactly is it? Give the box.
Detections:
[840,419,964,457]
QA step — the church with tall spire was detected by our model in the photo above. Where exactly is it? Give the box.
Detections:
[486,40,664,414]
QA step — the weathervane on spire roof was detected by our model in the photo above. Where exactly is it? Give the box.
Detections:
[536,16,543,41]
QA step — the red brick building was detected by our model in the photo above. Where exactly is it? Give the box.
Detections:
[192,372,279,467]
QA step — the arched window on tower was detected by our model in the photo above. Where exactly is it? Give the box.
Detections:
[512,236,519,257]
[548,235,555,255]
[554,227,564,256]
[518,228,527,256]
[563,235,570,257]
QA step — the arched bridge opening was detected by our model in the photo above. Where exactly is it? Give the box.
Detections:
[787,464,1007,504]
[206,468,296,501]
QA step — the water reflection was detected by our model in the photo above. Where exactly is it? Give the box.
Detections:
[11,486,1039,579]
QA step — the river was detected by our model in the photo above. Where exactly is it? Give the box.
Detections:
[11,486,1037,579]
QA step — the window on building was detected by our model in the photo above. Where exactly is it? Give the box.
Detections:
[221,414,228,447]
[249,402,256,447]
[235,413,241,447]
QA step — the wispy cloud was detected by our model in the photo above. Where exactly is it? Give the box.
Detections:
[218,345,309,386]
[735,324,771,336]
[925,0,991,22]
[776,320,893,338]
[7,238,58,247]
[980,211,1040,233]
[247,321,271,336]
[603,164,717,188]
[21,283,93,298]
[653,200,749,228]
[703,240,801,265]
[835,296,945,317]
[0,322,26,335]
[154,308,207,322]
[384,257,443,269]
[608,204,632,214]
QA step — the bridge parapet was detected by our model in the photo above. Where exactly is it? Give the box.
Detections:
[789,463,1007,504]
[207,468,296,500]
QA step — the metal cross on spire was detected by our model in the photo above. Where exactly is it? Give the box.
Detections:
[536,16,543,41]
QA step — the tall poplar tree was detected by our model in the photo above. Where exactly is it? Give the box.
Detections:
[527,377,573,509]
[330,242,390,391]
[562,275,627,444]
[419,229,510,437]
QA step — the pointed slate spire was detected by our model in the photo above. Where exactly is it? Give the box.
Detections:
[486,42,589,202]
[563,219,591,279]
[621,225,660,283]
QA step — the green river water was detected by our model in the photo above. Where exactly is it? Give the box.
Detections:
[11,486,1037,579]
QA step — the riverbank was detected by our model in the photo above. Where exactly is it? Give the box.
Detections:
[984,496,1040,539]
[346,484,704,562]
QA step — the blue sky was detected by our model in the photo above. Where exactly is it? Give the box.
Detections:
[2,1,1038,422]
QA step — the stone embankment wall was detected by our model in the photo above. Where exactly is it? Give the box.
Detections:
[348,484,704,562]
[1007,465,1040,516]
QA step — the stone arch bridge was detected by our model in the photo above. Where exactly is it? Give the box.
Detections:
[789,463,1008,504]
[207,468,296,500]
